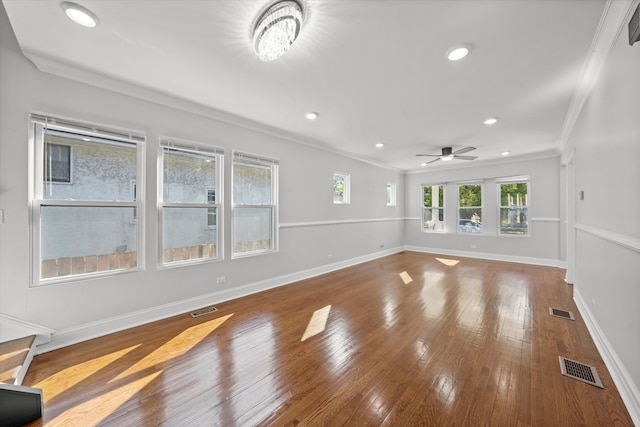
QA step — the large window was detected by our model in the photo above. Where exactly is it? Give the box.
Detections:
[232,152,279,257]
[458,184,482,233]
[499,180,529,236]
[333,172,350,204]
[30,114,144,284]
[422,184,445,232]
[159,140,223,266]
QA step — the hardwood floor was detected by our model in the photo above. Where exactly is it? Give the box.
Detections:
[23,251,633,426]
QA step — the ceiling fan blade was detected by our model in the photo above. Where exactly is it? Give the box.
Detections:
[453,155,477,160]
[415,154,442,157]
[427,158,441,164]
[452,146,476,155]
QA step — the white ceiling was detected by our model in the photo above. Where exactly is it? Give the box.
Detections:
[3,0,608,171]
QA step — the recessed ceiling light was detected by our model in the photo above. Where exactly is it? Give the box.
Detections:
[501,151,511,156]
[305,112,318,120]
[61,2,99,27]
[375,143,384,148]
[446,45,470,61]
[484,117,498,125]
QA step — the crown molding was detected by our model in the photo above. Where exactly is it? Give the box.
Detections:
[559,0,639,164]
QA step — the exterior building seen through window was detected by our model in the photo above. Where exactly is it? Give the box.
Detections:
[30,114,144,284]
[159,140,223,266]
[232,152,279,257]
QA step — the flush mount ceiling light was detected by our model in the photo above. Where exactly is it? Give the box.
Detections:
[253,0,304,62]
[375,143,384,148]
[501,151,511,156]
[446,44,471,61]
[60,2,99,27]
[305,111,318,120]
[484,117,498,125]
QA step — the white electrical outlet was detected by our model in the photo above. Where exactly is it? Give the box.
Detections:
[217,276,226,284]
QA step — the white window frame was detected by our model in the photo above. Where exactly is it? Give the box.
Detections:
[333,172,350,204]
[497,177,530,237]
[422,184,445,233]
[387,182,396,206]
[458,183,483,234]
[206,189,217,230]
[232,151,279,259]
[158,139,224,267]
[29,114,145,286]
[130,180,137,223]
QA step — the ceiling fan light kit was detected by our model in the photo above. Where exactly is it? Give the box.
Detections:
[416,146,478,164]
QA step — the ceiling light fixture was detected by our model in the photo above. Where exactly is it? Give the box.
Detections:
[375,143,384,148]
[484,117,498,125]
[501,151,511,156]
[420,162,427,167]
[446,45,470,61]
[60,2,99,27]
[441,155,454,161]
[253,0,304,62]
[305,112,318,120]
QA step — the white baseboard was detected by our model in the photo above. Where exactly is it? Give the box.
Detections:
[0,314,56,346]
[403,245,563,268]
[574,289,640,426]
[38,247,404,353]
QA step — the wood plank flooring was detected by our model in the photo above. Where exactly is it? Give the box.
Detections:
[22,251,634,426]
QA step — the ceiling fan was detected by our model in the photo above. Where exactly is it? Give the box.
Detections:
[416,147,477,164]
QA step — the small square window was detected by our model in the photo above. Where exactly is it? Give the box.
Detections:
[387,183,396,206]
[333,172,350,204]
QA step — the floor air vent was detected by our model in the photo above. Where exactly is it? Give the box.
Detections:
[190,306,218,318]
[558,356,603,388]
[549,307,575,320]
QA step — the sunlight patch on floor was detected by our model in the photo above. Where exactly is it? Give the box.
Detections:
[399,271,413,284]
[112,313,234,381]
[35,344,141,401]
[53,370,162,426]
[436,257,460,267]
[301,305,331,341]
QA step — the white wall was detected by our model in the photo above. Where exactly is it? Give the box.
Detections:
[0,6,404,341]
[564,9,640,420]
[403,156,562,265]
